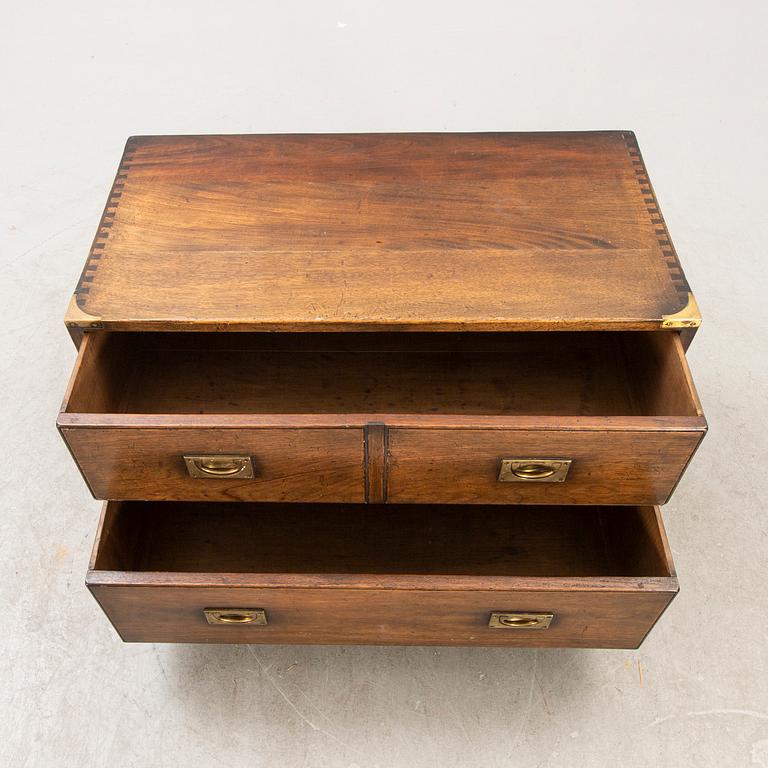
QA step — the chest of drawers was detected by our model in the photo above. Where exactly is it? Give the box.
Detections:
[59,131,706,648]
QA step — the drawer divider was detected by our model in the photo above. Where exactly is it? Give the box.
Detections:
[364,423,388,503]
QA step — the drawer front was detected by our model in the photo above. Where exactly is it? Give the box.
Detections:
[388,428,703,505]
[62,427,365,501]
[89,585,674,648]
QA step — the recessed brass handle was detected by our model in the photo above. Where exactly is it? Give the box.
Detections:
[498,459,571,483]
[489,612,554,630]
[499,616,540,627]
[196,459,244,476]
[216,613,256,623]
[184,455,254,479]
[512,463,556,479]
[204,608,267,625]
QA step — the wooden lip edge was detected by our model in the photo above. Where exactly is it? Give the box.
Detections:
[56,413,709,431]
[86,570,679,593]
[64,318,693,333]
[127,130,634,142]
[65,291,701,335]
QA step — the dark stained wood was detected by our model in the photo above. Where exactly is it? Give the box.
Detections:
[61,427,365,502]
[60,412,706,431]
[67,132,696,335]
[58,329,705,502]
[60,131,706,648]
[621,332,704,416]
[89,584,675,648]
[364,423,387,503]
[87,502,677,647]
[90,502,671,576]
[603,505,677,578]
[61,331,700,417]
[387,428,704,505]
[58,333,116,414]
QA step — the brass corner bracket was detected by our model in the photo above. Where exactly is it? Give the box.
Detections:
[64,293,103,329]
[661,292,701,329]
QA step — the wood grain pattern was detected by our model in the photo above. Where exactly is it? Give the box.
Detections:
[87,502,677,647]
[88,584,675,647]
[387,428,704,505]
[67,132,695,334]
[364,423,387,503]
[91,503,672,576]
[59,131,706,649]
[60,426,365,502]
[62,330,700,417]
[58,330,705,502]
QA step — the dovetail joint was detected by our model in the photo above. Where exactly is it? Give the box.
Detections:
[622,133,691,311]
[75,141,138,309]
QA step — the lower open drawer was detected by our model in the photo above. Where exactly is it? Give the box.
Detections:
[87,502,678,648]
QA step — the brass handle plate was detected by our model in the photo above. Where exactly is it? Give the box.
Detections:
[184,455,254,479]
[498,459,571,483]
[204,608,267,625]
[489,612,554,630]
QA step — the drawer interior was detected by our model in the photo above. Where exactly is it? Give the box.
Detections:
[66,331,701,417]
[93,502,673,578]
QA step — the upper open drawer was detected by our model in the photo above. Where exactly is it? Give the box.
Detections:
[58,330,706,504]
[66,132,700,337]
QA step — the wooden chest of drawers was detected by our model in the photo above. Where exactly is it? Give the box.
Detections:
[59,132,706,648]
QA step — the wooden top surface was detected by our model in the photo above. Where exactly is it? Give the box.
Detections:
[68,132,697,332]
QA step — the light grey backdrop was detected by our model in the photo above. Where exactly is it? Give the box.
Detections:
[2,2,766,766]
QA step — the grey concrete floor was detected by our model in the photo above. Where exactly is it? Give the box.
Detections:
[2,2,767,766]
